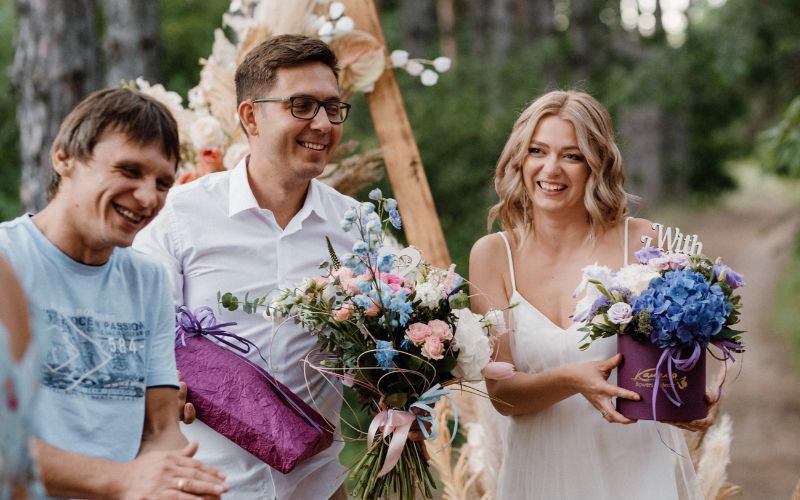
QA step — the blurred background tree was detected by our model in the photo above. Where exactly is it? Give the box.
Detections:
[1,0,799,269]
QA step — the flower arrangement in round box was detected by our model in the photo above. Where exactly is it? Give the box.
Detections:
[572,245,745,421]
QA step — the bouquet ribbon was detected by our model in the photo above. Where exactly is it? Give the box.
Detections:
[652,338,741,421]
[366,383,457,477]
[174,305,326,434]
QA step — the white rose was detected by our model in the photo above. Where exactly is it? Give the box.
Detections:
[615,264,660,295]
[190,115,224,149]
[452,309,492,381]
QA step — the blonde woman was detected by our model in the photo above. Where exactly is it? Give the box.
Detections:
[470,91,705,499]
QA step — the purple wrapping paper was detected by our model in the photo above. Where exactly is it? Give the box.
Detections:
[616,334,707,421]
[175,334,333,473]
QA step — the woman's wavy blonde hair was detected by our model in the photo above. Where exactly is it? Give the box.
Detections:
[487,90,635,242]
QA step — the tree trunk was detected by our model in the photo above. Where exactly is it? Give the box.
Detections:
[436,0,457,64]
[11,0,100,211]
[489,0,514,65]
[103,0,160,87]
[400,0,437,57]
[618,104,663,208]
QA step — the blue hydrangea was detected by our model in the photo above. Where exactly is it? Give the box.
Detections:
[385,198,398,211]
[369,188,383,201]
[374,340,397,368]
[353,295,373,310]
[340,220,353,232]
[632,269,731,348]
[361,202,376,214]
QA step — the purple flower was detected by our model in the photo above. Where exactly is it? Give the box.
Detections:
[713,264,745,289]
[635,246,664,264]
[607,302,633,325]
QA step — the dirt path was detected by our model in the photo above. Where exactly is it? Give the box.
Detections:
[657,168,800,499]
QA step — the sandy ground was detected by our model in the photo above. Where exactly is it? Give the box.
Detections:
[658,168,800,499]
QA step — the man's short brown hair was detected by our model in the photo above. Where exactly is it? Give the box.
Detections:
[48,87,180,200]
[235,34,339,105]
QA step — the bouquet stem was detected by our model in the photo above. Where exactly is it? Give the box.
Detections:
[350,435,436,499]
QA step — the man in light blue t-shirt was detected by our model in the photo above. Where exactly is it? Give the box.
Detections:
[0,88,228,499]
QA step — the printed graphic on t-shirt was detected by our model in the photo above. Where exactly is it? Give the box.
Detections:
[41,309,148,400]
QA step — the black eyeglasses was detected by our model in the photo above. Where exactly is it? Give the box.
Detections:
[251,96,351,124]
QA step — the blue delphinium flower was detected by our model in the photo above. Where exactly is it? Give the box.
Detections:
[374,340,397,368]
[388,208,402,230]
[388,288,413,326]
[369,188,383,201]
[353,240,369,256]
[385,198,398,211]
[377,253,395,273]
[632,269,731,348]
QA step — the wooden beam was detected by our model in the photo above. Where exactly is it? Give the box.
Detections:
[342,0,451,268]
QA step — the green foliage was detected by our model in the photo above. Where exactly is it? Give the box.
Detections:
[0,0,20,219]
[760,96,800,178]
[160,0,230,97]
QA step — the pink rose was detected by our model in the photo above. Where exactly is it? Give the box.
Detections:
[666,252,689,270]
[364,301,381,317]
[405,322,432,345]
[377,271,407,292]
[334,303,355,321]
[648,256,671,271]
[427,319,453,341]
[421,336,445,360]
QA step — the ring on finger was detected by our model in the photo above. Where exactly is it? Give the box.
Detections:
[177,478,187,491]
[600,410,608,418]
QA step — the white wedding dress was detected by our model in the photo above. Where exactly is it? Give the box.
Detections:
[495,232,700,500]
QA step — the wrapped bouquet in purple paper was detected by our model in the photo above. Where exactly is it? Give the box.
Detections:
[572,245,745,421]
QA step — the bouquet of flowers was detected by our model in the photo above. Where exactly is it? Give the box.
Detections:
[220,189,512,500]
[572,245,745,420]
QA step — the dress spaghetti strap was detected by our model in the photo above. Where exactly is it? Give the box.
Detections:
[498,232,517,293]
[623,216,633,266]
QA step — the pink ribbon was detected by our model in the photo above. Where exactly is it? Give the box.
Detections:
[366,409,417,477]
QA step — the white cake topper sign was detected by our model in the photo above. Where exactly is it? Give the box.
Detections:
[640,222,703,255]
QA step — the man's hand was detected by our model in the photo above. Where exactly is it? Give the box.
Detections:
[177,371,196,424]
[117,442,228,500]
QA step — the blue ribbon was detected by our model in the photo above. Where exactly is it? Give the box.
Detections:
[409,383,458,447]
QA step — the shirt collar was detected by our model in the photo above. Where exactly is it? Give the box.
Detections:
[228,157,260,217]
[227,156,328,222]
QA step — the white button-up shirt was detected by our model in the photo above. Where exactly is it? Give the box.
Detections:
[134,158,358,499]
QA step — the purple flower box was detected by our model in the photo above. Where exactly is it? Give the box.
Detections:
[616,335,707,421]
[175,333,334,473]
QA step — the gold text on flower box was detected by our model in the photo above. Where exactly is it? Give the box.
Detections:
[632,368,688,390]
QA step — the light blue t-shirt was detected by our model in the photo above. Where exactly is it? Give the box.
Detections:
[0,215,178,462]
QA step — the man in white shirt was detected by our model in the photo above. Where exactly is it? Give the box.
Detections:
[134,34,357,499]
